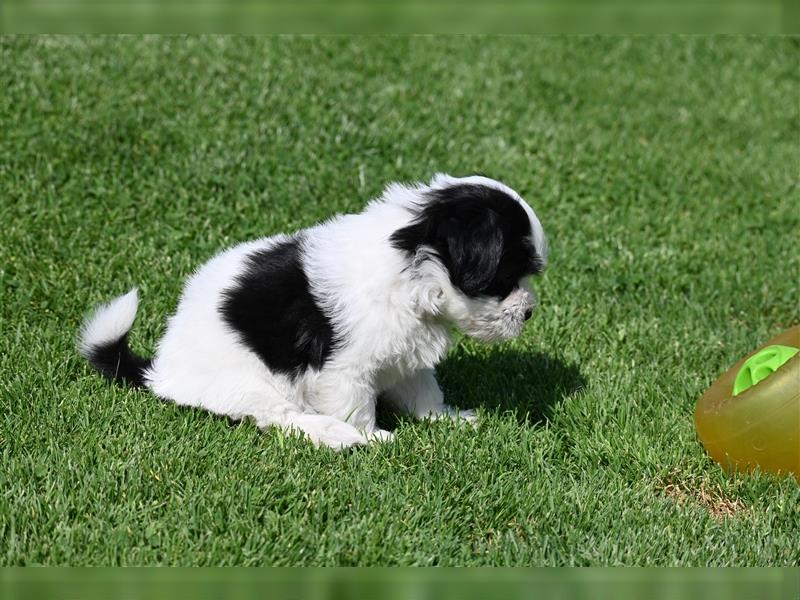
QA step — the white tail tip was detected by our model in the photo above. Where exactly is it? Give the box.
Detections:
[79,288,140,356]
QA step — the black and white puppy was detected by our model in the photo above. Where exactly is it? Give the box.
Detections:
[79,174,548,448]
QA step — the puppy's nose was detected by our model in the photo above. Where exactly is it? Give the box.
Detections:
[524,308,533,321]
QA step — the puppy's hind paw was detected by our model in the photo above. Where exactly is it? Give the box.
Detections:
[288,414,368,450]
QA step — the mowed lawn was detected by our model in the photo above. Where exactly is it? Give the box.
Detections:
[1,36,798,566]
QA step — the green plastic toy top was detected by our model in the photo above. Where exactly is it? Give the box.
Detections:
[733,344,799,396]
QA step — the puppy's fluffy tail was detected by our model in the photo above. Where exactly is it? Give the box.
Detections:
[78,288,152,388]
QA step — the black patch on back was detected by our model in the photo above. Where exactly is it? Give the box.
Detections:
[219,238,336,379]
[390,183,545,298]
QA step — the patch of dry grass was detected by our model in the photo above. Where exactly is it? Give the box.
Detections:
[659,472,747,520]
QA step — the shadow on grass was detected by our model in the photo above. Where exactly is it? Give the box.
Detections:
[378,347,587,430]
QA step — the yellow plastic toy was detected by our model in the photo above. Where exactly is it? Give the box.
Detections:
[694,325,799,478]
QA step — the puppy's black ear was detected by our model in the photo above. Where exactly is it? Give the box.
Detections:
[440,209,504,295]
[391,184,513,296]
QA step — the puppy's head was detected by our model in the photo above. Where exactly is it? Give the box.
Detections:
[391,174,548,342]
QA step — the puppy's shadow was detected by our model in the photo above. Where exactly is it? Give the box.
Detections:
[378,346,586,429]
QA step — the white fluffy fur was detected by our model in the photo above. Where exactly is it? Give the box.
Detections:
[80,174,546,449]
[79,288,140,355]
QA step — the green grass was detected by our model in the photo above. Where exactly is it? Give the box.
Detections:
[1,36,798,566]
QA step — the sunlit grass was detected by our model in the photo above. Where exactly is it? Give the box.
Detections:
[1,36,798,565]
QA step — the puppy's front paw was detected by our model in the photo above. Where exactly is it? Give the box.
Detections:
[426,405,478,428]
[367,429,395,443]
[451,407,478,425]
[445,406,478,427]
